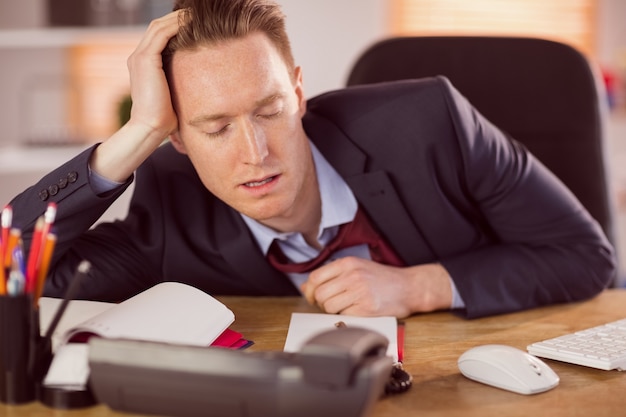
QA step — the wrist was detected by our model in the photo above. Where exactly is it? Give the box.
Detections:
[404,262,454,314]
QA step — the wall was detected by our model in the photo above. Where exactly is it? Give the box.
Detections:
[3,0,626,148]
[0,0,46,28]
[597,0,626,66]
[280,0,388,98]
[0,1,625,207]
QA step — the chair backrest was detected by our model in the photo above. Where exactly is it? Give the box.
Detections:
[346,36,617,247]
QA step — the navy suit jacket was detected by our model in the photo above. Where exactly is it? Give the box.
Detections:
[10,77,616,318]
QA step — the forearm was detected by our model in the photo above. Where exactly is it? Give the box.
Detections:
[90,121,170,183]
[442,236,616,319]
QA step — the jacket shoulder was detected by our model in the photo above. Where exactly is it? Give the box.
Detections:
[306,76,456,116]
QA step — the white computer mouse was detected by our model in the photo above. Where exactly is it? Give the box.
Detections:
[458,344,559,395]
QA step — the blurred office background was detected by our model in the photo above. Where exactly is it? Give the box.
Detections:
[1,0,625,282]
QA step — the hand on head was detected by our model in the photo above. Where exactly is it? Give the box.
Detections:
[89,10,183,183]
[126,10,181,145]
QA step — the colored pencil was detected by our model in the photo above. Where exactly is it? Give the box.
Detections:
[35,233,57,304]
[25,217,44,294]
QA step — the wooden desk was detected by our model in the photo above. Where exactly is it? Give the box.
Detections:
[3,289,626,416]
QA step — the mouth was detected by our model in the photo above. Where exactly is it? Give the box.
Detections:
[243,175,278,188]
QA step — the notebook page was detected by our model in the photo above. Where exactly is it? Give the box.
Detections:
[65,282,234,346]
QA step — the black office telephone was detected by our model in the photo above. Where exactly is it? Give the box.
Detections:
[88,327,393,417]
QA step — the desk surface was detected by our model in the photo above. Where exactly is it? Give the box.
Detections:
[4,289,626,416]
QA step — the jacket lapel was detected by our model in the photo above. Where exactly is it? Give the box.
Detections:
[305,112,435,264]
[346,172,435,264]
[213,201,300,295]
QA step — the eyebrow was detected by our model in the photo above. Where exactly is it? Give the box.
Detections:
[187,93,285,126]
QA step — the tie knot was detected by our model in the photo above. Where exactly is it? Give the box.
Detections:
[266,207,404,274]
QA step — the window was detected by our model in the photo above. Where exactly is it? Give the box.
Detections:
[67,35,140,142]
[390,0,597,57]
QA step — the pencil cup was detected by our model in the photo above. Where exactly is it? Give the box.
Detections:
[0,294,39,404]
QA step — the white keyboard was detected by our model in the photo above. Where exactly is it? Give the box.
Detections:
[527,318,626,371]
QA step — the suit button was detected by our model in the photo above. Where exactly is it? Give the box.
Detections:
[48,184,59,196]
[38,189,49,201]
[67,171,78,183]
[58,177,68,189]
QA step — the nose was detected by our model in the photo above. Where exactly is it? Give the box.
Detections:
[241,120,269,165]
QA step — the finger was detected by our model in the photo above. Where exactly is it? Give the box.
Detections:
[301,277,318,306]
[128,11,183,78]
[318,289,356,315]
[133,10,182,57]
[302,259,345,305]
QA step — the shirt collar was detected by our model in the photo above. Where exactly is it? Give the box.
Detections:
[241,142,357,255]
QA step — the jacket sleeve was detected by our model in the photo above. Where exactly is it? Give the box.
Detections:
[434,78,617,318]
[7,145,157,302]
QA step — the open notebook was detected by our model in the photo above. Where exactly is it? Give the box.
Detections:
[39,282,250,389]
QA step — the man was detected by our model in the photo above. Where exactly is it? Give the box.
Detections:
[8,0,615,319]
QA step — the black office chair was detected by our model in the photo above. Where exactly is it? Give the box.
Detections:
[346,36,618,255]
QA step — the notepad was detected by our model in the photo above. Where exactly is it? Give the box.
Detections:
[283,312,399,361]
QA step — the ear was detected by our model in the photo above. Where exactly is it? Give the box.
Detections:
[293,66,306,117]
[169,131,188,154]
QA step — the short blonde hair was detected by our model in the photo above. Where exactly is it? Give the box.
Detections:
[163,0,295,75]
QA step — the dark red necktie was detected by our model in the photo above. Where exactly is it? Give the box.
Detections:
[267,207,404,273]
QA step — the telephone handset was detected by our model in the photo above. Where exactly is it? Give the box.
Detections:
[298,326,390,388]
[88,327,393,417]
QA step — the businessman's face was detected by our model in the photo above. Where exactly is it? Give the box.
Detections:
[169,32,318,233]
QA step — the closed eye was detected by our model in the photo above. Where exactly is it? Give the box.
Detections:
[205,124,231,138]
[257,110,282,120]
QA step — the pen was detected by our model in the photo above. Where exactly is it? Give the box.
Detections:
[42,260,91,352]
[7,245,26,296]
[12,243,25,276]
[397,321,405,363]
[7,269,25,296]
[3,228,21,270]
